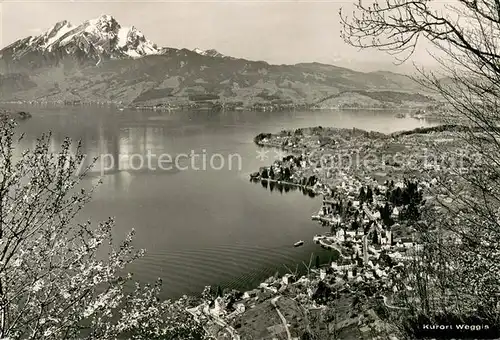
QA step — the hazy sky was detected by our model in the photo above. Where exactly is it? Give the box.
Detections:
[0,0,438,72]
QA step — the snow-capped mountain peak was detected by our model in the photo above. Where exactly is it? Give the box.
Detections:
[192,48,226,58]
[88,14,118,31]
[0,14,162,65]
[26,20,74,51]
[193,47,205,55]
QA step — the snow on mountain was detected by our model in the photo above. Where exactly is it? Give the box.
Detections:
[0,14,162,65]
[192,48,226,58]
[192,48,206,55]
[37,21,75,50]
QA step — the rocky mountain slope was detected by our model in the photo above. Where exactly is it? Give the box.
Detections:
[0,15,162,69]
[0,15,435,110]
[192,48,229,59]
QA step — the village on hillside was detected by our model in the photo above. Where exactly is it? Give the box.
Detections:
[186,168,436,339]
[183,126,470,339]
[311,177,425,305]
[258,147,430,309]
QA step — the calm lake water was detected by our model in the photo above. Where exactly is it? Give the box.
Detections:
[12,106,433,298]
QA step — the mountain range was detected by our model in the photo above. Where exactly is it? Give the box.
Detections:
[0,14,436,110]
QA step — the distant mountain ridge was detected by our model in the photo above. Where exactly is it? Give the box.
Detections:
[0,15,436,110]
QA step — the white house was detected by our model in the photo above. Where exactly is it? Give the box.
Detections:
[346,230,356,238]
[313,235,325,244]
[331,259,356,271]
[331,216,342,224]
[336,229,346,242]
[401,238,414,248]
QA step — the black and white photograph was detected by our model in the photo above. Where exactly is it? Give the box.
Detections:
[0,0,499,339]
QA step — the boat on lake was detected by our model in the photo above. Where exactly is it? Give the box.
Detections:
[294,240,304,247]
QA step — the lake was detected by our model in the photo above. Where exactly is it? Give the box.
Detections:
[12,106,433,298]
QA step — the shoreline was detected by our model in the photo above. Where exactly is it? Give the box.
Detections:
[0,108,32,120]
[193,123,467,338]
[1,101,440,114]
[3,105,464,338]
[207,121,476,338]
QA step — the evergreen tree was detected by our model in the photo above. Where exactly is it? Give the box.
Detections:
[316,255,321,269]
[390,187,403,205]
[378,205,385,220]
[284,167,291,180]
[307,175,317,186]
[351,220,360,230]
[400,201,421,222]
[216,285,223,297]
[355,253,363,266]
[380,202,394,227]
[269,167,275,179]
[359,187,366,203]
[366,186,374,203]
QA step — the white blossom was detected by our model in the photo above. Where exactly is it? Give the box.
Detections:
[32,279,44,292]
[0,119,210,339]
[12,258,22,268]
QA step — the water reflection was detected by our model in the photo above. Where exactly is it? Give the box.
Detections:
[17,115,199,177]
[253,178,316,197]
